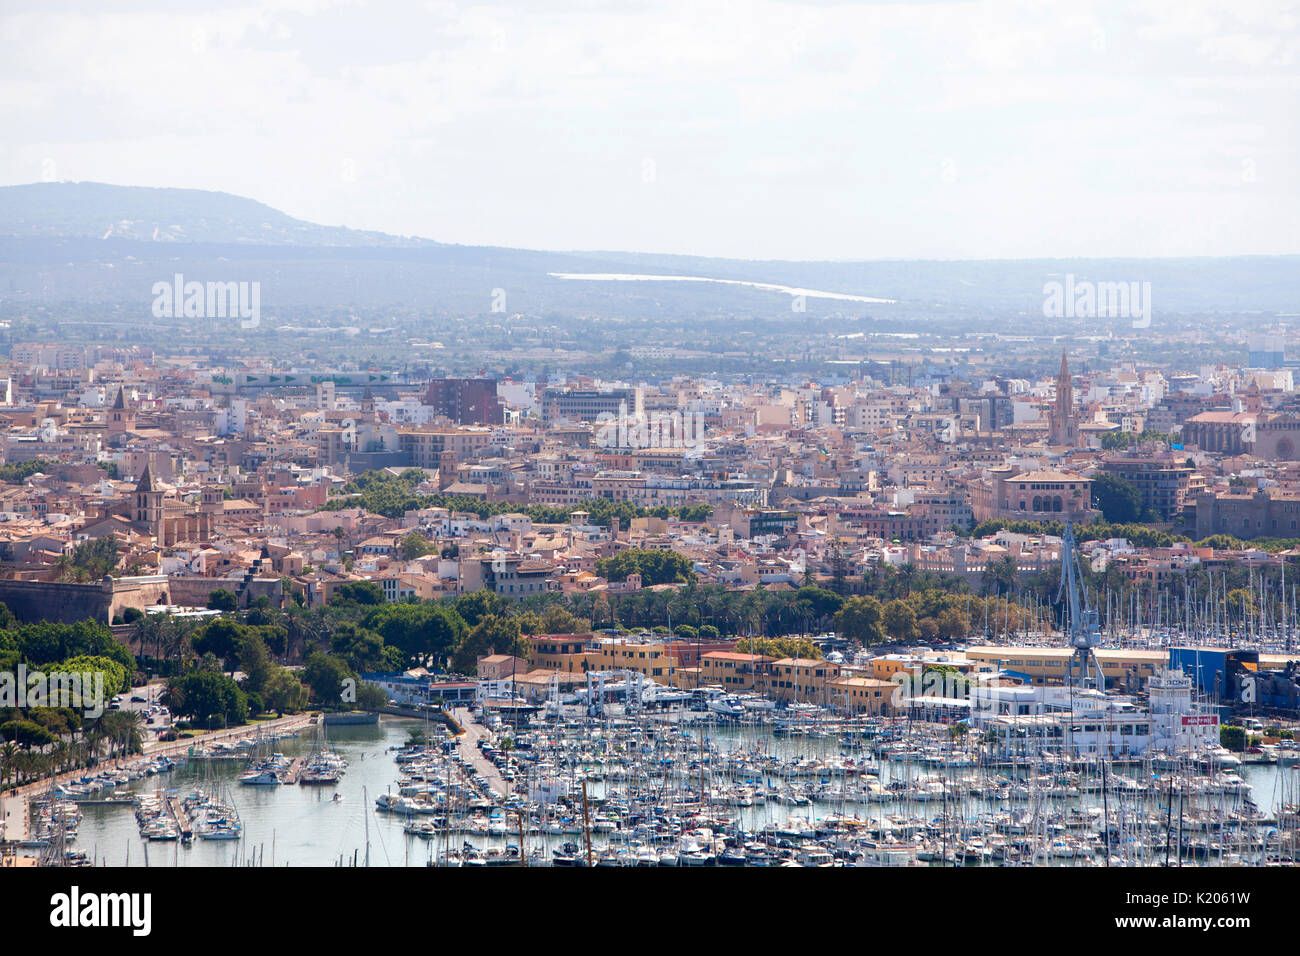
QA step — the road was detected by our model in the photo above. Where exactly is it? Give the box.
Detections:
[112,680,173,743]
[452,708,509,798]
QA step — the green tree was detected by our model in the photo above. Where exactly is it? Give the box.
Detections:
[356,682,388,710]
[1220,724,1247,752]
[302,652,358,707]
[263,668,308,716]
[454,590,507,627]
[735,636,822,659]
[207,588,239,612]
[0,720,58,749]
[364,602,466,669]
[52,654,129,702]
[452,614,528,673]
[329,622,388,672]
[164,671,248,729]
[330,581,385,607]
[235,630,274,694]
[794,586,845,624]
[882,599,919,642]
[193,619,246,672]
[397,532,435,560]
[833,595,887,645]
[595,548,695,586]
[1091,473,1144,524]
[980,555,1018,597]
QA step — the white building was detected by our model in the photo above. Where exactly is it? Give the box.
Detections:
[979,669,1218,757]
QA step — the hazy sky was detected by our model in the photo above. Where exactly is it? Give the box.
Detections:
[1,0,1297,260]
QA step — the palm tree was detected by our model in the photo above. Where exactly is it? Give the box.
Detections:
[132,612,164,665]
[161,616,199,675]
[0,741,17,790]
[53,553,74,583]
[49,741,71,775]
[97,711,143,760]
[83,725,106,766]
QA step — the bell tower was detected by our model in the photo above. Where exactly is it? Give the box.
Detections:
[108,387,135,444]
[133,464,164,533]
[1048,350,1078,447]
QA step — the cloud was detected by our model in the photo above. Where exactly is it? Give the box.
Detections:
[0,0,1295,259]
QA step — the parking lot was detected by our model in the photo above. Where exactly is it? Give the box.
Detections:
[109,680,173,740]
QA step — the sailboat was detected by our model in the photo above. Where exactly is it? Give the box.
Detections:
[299,722,348,785]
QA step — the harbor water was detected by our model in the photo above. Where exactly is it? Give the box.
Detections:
[60,715,1295,866]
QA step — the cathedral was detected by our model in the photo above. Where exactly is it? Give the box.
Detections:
[1048,349,1079,447]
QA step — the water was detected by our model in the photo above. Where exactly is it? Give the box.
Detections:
[67,716,1294,866]
[76,718,424,867]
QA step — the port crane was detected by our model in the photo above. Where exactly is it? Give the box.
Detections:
[1058,521,1105,689]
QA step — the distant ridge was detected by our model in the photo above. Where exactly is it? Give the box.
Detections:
[0,181,1295,317]
[0,181,436,248]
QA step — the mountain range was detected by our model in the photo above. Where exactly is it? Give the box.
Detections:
[0,182,1294,323]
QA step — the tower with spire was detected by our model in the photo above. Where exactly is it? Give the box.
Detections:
[1048,349,1078,447]
[107,386,136,445]
[133,464,163,534]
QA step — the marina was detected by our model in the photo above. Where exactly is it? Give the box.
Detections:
[20,707,1296,867]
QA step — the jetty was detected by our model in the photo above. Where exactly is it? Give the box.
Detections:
[164,792,193,843]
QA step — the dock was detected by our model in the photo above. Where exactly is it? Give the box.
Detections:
[68,797,136,806]
[164,792,193,843]
[281,757,305,785]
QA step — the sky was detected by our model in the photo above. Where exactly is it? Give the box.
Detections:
[0,0,1297,261]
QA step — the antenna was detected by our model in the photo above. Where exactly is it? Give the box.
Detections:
[1057,521,1104,689]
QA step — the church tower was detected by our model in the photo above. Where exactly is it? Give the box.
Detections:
[438,449,457,491]
[201,484,224,515]
[133,464,164,537]
[108,387,135,444]
[1048,350,1078,447]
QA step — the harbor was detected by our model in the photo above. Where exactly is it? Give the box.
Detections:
[10,703,1294,868]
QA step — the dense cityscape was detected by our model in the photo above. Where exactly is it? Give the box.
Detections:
[1,0,1294,939]
[0,322,1298,872]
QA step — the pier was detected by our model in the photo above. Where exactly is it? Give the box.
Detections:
[164,792,193,843]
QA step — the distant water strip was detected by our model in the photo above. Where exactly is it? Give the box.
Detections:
[548,272,896,304]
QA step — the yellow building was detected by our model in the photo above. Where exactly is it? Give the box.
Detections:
[585,639,678,683]
[759,657,842,703]
[699,652,774,691]
[866,655,926,682]
[964,646,1162,688]
[528,634,594,674]
[826,676,898,715]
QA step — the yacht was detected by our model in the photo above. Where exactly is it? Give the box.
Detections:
[708,695,746,719]
[238,767,281,785]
